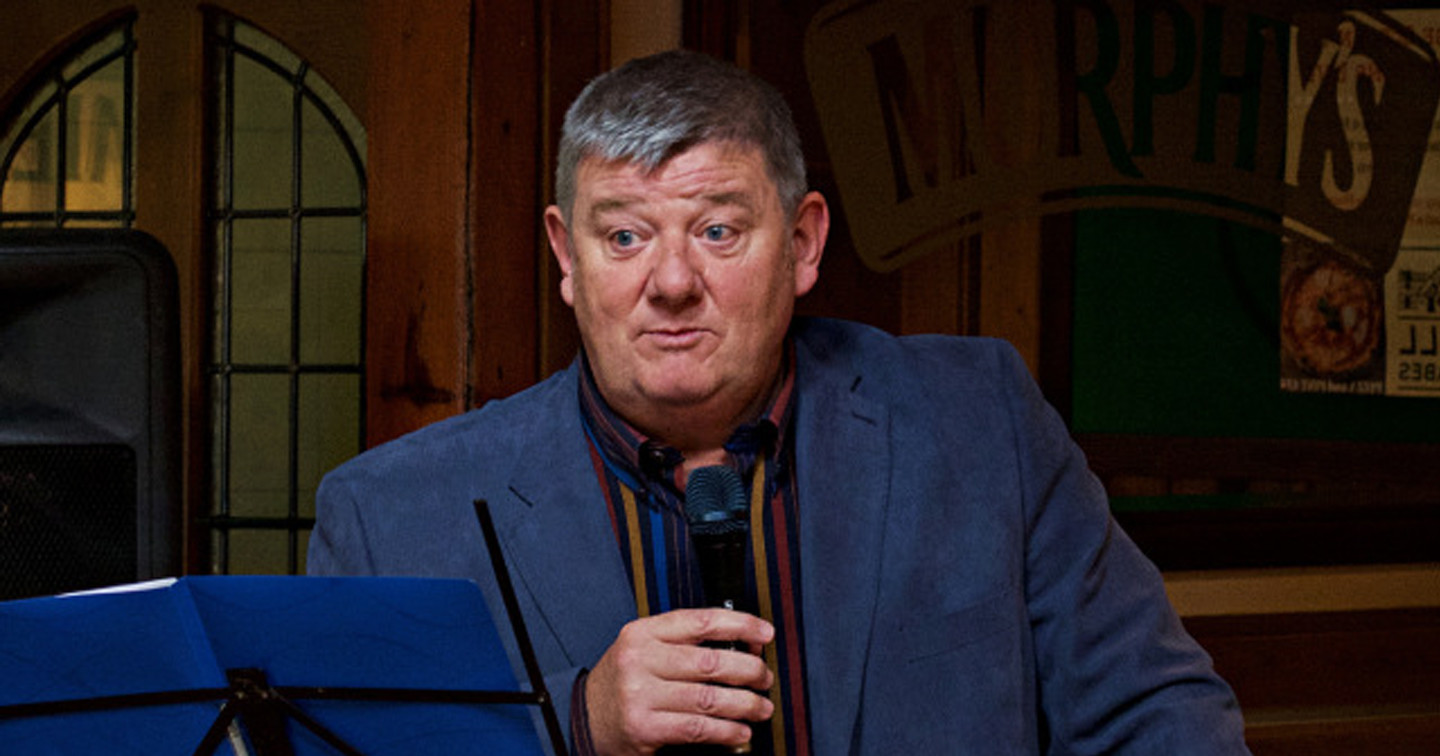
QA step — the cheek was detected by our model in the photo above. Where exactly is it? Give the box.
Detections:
[571,265,640,333]
[715,271,794,337]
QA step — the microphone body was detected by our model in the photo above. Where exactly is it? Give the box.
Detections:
[692,530,749,616]
[684,465,751,616]
[684,465,755,754]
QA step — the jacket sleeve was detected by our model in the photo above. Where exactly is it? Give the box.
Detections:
[998,344,1250,755]
[308,472,377,577]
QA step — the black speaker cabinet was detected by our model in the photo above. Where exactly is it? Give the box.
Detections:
[0,228,180,600]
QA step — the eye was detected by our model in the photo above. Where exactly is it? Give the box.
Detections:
[613,229,637,247]
[702,224,733,243]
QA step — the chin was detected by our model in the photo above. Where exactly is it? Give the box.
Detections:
[632,373,720,406]
[642,385,715,408]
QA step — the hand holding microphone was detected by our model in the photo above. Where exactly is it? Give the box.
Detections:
[581,466,772,756]
[583,609,773,755]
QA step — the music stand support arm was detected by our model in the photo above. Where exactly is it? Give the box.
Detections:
[191,668,369,756]
[474,500,570,756]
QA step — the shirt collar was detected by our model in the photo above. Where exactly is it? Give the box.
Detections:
[577,342,797,497]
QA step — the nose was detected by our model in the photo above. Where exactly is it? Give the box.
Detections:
[645,233,703,306]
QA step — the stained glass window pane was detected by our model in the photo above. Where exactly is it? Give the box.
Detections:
[226,530,295,575]
[297,373,360,518]
[65,58,125,212]
[228,373,290,519]
[232,54,292,210]
[1,110,58,216]
[301,96,360,207]
[230,218,293,364]
[60,28,124,80]
[300,216,363,364]
[0,20,131,229]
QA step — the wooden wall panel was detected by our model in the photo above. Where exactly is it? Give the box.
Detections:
[365,0,472,445]
[536,0,608,378]
[366,0,609,437]
[470,0,541,404]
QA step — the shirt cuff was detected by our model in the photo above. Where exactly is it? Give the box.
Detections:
[570,667,598,756]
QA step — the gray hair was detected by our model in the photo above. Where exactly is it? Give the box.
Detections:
[554,49,807,222]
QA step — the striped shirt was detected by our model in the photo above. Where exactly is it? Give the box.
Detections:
[570,349,811,756]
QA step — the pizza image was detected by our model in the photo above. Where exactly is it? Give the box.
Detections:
[1281,257,1382,377]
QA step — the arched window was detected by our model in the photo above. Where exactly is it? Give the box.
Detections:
[0,17,134,228]
[204,14,366,575]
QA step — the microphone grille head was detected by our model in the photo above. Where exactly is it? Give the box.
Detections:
[684,465,748,536]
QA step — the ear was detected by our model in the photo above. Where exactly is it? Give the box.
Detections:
[544,205,576,307]
[790,191,829,297]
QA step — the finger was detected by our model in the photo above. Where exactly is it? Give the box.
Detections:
[679,679,775,724]
[597,680,772,751]
[635,678,775,721]
[648,704,768,748]
[655,641,774,690]
[649,608,775,648]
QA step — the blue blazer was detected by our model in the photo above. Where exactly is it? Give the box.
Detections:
[309,318,1248,755]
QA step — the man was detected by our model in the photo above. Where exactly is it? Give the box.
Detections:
[309,50,1249,755]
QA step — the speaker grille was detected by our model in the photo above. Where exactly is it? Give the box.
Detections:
[0,444,136,601]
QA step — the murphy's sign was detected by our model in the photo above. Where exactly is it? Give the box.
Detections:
[805,0,1440,273]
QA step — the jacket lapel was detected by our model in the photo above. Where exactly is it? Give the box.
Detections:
[795,336,890,755]
[491,370,638,671]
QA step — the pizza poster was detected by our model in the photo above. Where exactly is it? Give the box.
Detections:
[1282,9,1440,397]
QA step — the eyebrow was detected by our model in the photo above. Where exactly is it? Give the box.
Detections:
[587,197,640,221]
[587,190,758,223]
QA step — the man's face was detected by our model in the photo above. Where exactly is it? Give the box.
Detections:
[545,141,827,444]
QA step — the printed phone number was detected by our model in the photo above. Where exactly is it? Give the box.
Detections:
[1397,360,1440,382]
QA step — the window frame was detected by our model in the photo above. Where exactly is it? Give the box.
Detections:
[201,11,367,575]
[0,14,135,228]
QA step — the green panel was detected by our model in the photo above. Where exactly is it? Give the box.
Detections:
[1071,207,1440,444]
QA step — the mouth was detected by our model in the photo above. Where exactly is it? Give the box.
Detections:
[640,327,708,350]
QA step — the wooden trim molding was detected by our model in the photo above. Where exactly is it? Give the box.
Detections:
[1185,609,1440,755]
[1081,433,1440,569]
[1165,564,1440,617]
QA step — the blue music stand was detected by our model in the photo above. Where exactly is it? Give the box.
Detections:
[0,502,567,756]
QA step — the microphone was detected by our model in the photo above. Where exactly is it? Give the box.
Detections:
[684,465,754,755]
[684,466,750,617]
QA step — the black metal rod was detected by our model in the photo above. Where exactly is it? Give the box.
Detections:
[190,699,243,756]
[274,686,541,706]
[0,687,228,720]
[0,683,546,722]
[473,499,570,756]
[264,687,367,756]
